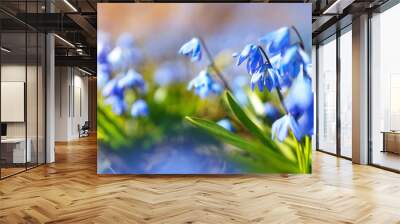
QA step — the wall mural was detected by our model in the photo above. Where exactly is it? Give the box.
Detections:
[97,3,313,174]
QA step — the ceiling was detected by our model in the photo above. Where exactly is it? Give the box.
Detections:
[0,0,391,74]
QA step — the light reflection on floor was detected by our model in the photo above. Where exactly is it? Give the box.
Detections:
[372,150,400,171]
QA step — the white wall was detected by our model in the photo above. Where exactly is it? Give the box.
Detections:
[55,67,69,141]
[1,65,26,137]
[1,65,36,138]
[55,67,89,141]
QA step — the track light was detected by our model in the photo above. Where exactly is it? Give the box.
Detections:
[78,67,93,76]
[323,0,341,14]
[1,47,11,53]
[63,0,78,12]
[54,34,75,48]
[322,0,354,15]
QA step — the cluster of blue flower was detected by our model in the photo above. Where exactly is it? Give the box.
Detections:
[235,26,313,142]
[179,27,313,142]
[179,37,229,130]
[179,38,224,99]
[98,33,149,117]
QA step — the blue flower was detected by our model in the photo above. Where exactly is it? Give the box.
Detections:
[259,27,290,56]
[117,69,146,92]
[97,32,112,65]
[280,45,310,80]
[265,66,281,91]
[107,34,142,71]
[97,32,113,89]
[250,63,267,92]
[297,100,314,137]
[266,53,294,89]
[102,78,123,98]
[235,44,255,65]
[187,70,222,98]
[235,26,314,141]
[217,119,235,132]
[98,63,111,89]
[179,38,202,62]
[235,44,265,75]
[98,44,111,66]
[284,68,313,117]
[264,103,280,121]
[104,95,126,115]
[248,63,281,92]
[131,99,149,117]
[271,114,302,142]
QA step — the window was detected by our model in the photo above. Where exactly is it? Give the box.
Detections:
[339,28,352,158]
[0,1,46,179]
[371,3,400,171]
[317,37,337,154]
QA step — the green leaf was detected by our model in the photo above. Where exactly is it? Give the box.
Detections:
[247,90,265,116]
[97,101,130,149]
[185,116,299,173]
[225,91,282,153]
[98,110,127,148]
[225,91,267,142]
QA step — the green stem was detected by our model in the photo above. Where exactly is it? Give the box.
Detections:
[257,45,288,114]
[305,136,311,172]
[290,25,305,50]
[198,37,232,92]
[296,141,303,172]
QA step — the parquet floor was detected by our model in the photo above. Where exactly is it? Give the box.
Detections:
[1,135,400,224]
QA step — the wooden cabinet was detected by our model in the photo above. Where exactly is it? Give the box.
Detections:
[382,132,400,154]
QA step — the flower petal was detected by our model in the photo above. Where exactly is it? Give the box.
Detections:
[272,116,284,140]
[259,27,290,55]
[118,69,145,91]
[131,99,149,117]
[264,103,280,121]
[187,70,221,98]
[288,115,302,140]
[277,116,290,142]
[250,72,263,91]
[236,44,253,66]
[285,67,313,116]
[297,101,314,137]
[179,38,202,62]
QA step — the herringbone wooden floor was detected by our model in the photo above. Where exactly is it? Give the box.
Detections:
[1,135,400,224]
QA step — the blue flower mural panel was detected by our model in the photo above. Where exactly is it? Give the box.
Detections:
[97,3,312,174]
